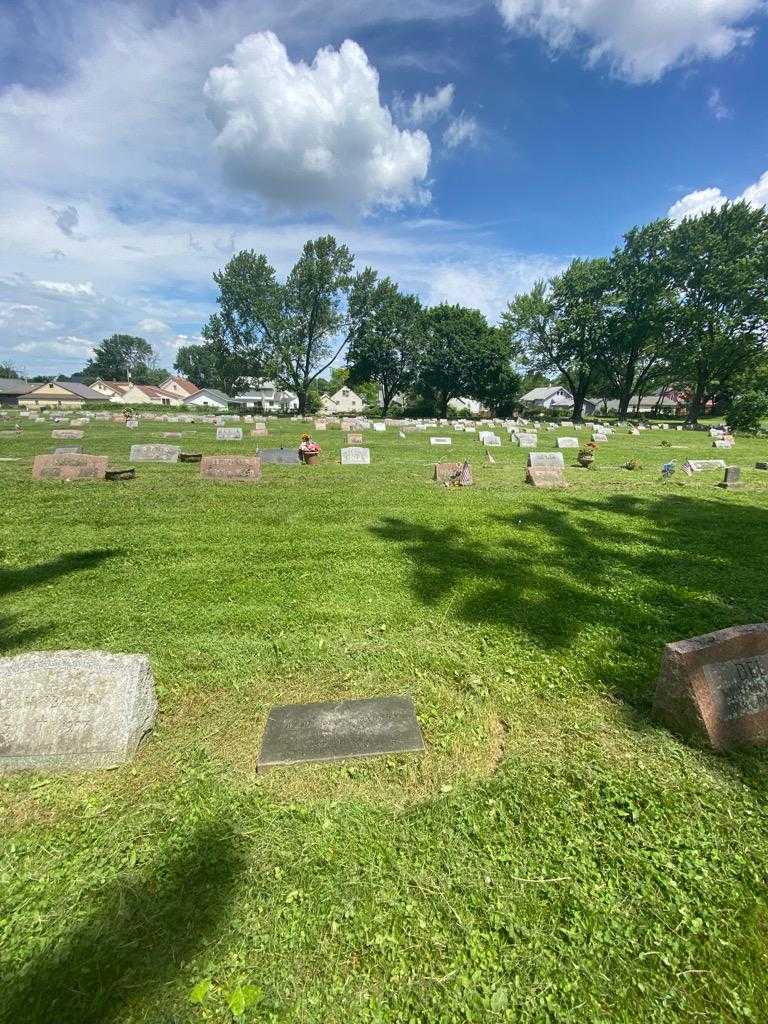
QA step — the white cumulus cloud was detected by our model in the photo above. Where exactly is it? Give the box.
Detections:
[33,280,95,297]
[668,170,768,222]
[204,32,431,213]
[395,83,455,124]
[137,318,170,334]
[495,0,763,82]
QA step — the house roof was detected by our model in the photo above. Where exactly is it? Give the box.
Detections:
[184,388,231,404]
[25,380,104,400]
[161,375,199,396]
[93,379,131,394]
[125,383,180,401]
[0,378,33,395]
[330,387,362,401]
[521,387,572,402]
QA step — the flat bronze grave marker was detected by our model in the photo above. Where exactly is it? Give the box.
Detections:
[258,695,425,770]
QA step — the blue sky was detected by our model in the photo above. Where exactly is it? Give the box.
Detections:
[1,0,767,375]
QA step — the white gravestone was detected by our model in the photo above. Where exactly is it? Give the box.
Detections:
[372,423,386,432]
[529,452,565,469]
[340,447,371,465]
[517,433,537,448]
[0,651,157,773]
[557,437,579,449]
[216,427,243,441]
[683,459,727,475]
[430,437,452,445]
[129,444,180,463]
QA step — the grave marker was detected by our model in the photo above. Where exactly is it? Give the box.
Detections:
[557,437,579,449]
[51,430,84,440]
[260,448,301,465]
[32,454,108,481]
[258,696,425,770]
[216,427,242,441]
[130,444,180,462]
[0,651,157,773]
[340,447,371,465]
[719,465,743,490]
[430,437,452,446]
[517,433,537,448]
[682,459,727,475]
[347,433,364,445]
[53,446,82,455]
[200,455,262,482]
[654,623,768,750]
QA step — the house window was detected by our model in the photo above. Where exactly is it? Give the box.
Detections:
[162,398,169,406]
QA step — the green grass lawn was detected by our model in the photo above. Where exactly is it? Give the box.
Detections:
[2,415,768,1023]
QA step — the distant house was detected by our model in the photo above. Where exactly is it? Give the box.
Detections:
[20,380,104,410]
[90,379,131,400]
[603,389,682,415]
[160,376,199,401]
[183,387,231,410]
[319,387,365,415]
[520,386,574,410]
[230,382,299,413]
[118,383,183,406]
[0,378,34,407]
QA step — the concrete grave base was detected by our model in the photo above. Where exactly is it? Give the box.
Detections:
[258,696,425,770]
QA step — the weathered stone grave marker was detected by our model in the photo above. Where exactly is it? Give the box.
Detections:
[51,430,84,440]
[200,455,262,482]
[430,437,452,446]
[32,454,108,481]
[340,447,371,465]
[347,433,364,445]
[654,624,768,750]
[526,452,567,488]
[557,437,579,449]
[683,459,727,476]
[258,695,425,770]
[53,446,83,455]
[129,444,180,463]
[216,427,242,441]
[719,465,743,490]
[517,433,537,448]
[0,651,157,772]
[260,448,300,465]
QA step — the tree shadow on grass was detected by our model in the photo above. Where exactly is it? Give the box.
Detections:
[1,821,243,1024]
[0,549,120,654]
[370,493,768,715]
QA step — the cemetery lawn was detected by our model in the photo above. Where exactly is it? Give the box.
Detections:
[3,418,768,1023]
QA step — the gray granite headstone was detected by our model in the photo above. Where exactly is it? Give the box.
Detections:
[528,451,565,470]
[259,448,301,465]
[0,651,157,773]
[129,444,180,463]
[258,695,425,770]
[517,433,537,448]
[557,437,579,449]
[720,465,743,489]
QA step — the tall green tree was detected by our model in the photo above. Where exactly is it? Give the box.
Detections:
[503,258,612,421]
[347,278,423,417]
[418,304,503,418]
[601,220,676,418]
[174,341,246,395]
[0,362,21,379]
[668,201,768,423]
[81,334,159,384]
[203,237,377,413]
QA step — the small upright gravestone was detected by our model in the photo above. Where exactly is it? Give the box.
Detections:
[200,455,262,483]
[32,454,108,481]
[0,651,157,773]
[430,437,452,446]
[525,452,567,488]
[347,433,364,445]
[260,448,300,465]
[216,427,242,441]
[517,433,537,448]
[719,465,743,490]
[341,447,371,465]
[654,623,768,750]
[251,427,268,437]
[130,444,180,463]
[372,423,386,432]
[482,433,501,447]
[713,439,734,449]
[557,437,579,449]
[125,418,139,429]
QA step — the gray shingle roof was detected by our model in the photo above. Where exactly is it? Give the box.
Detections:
[0,378,33,395]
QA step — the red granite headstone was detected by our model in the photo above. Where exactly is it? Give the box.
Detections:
[32,454,108,481]
[434,462,461,482]
[654,623,768,750]
[525,467,567,488]
[200,455,262,483]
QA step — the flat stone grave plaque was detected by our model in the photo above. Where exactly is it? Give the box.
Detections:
[683,459,726,475]
[51,430,84,440]
[347,433,364,445]
[162,431,183,437]
[528,451,565,470]
[430,437,452,445]
[0,650,157,773]
[216,427,242,441]
[517,433,537,448]
[341,446,371,465]
[32,454,108,481]
[372,423,386,432]
[654,624,768,750]
[557,437,579,449]
[54,446,83,454]
[130,444,180,463]
[200,455,262,482]
[258,695,425,770]
[260,448,301,465]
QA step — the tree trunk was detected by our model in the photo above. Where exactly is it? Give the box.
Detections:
[618,394,631,419]
[440,393,450,419]
[572,390,586,422]
[686,383,707,424]
[297,389,308,415]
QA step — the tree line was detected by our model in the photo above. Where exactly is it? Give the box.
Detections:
[173,201,768,422]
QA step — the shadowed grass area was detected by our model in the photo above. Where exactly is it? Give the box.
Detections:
[2,415,768,1022]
